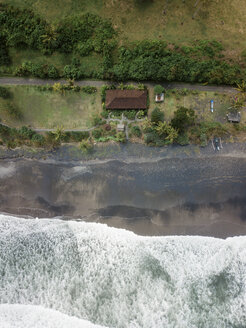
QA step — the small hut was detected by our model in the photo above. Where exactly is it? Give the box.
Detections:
[155,93,164,103]
[226,112,241,123]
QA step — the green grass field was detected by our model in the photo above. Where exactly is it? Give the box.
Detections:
[0,86,101,129]
[1,0,246,62]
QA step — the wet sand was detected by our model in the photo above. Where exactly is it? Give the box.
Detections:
[0,143,246,238]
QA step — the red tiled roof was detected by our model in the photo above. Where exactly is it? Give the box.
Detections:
[105,90,147,109]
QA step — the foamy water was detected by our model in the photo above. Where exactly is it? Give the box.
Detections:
[0,214,246,328]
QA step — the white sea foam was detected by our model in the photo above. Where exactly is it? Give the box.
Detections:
[0,304,106,328]
[0,214,246,328]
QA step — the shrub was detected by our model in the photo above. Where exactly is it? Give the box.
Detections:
[0,34,11,66]
[171,107,195,133]
[68,131,90,142]
[130,125,142,138]
[200,133,207,147]
[32,133,45,146]
[47,65,59,79]
[101,110,109,119]
[154,85,164,95]
[124,110,137,120]
[81,86,97,94]
[77,41,93,57]
[19,126,35,139]
[80,139,93,153]
[144,131,158,145]
[151,107,164,124]
[0,86,11,99]
[136,110,145,119]
[177,133,190,145]
[116,132,126,143]
[92,128,103,139]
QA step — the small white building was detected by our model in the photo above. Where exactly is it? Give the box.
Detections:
[117,123,125,132]
[155,93,164,103]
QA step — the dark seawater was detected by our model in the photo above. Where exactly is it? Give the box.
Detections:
[0,155,246,237]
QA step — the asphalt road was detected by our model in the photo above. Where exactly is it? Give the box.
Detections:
[0,77,237,94]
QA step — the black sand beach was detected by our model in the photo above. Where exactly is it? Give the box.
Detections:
[1,143,246,238]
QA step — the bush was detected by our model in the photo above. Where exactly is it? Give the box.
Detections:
[0,34,11,66]
[81,86,97,94]
[177,133,189,145]
[101,110,109,119]
[144,131,158,145]
[116,132,126,143]
[67,131,90,142]
[130,125,142,138]
[80,139,93,153]
[151,107,164,124]
[47,65,60,79]
[200,133,207,147]
[32,133,45,146]
[92,128,103,139]
[0,86,11,99]
[136,110,145,119]
[124,110,137,120]
[154,85,164,95]
[77,41,93,57]
[171,107,195,133]
[19,126,35,139]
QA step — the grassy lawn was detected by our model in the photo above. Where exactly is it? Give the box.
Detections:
[0,86,101,129]
[149,88,237,124]
[2,0,245,61]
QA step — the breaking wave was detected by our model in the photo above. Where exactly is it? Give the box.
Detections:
[0,214,246,328]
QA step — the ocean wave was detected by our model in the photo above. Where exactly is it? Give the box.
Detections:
[0,214,246,328]
[0,304,106,328]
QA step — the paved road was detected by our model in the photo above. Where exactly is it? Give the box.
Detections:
[0,77,237,94]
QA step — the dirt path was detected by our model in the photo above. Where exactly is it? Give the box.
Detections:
[0,77,237,94]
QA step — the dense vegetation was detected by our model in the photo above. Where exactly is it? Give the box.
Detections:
[0,4,245,85]
[112,40,244,85]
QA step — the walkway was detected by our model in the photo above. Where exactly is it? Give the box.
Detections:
[0,77,237,94]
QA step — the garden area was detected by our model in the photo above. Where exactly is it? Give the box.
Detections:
[149,87,234,123]
[1,82,246,151]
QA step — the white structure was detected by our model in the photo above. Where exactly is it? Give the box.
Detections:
[117,123,125,132]
[155,93,164,103]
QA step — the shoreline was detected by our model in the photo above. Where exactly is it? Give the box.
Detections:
[1,140,246,163]
[0,142,246,238]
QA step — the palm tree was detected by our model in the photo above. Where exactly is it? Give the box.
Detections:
[235,81,246,93]
[41,25,58,49]
[156,121,178,143]
[52,126,65,142]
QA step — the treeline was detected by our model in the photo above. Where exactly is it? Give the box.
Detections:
[0,4,245,85]
[112,40,244,85]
